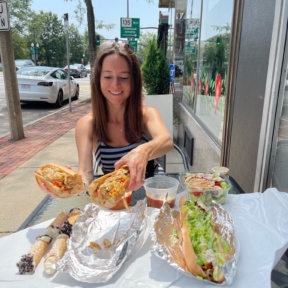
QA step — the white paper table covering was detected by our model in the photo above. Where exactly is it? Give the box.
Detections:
[0,188,287,288]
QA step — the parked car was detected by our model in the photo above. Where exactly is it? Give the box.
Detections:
[16,66,79,107]
[64,64,87,78]
[85,63,91,74]
[15,59,35,71]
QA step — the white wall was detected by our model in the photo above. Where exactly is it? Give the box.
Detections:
[144,94,173,138]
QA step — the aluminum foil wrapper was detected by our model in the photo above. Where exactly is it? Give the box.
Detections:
[57,199,148,283]
[151,200,239,285]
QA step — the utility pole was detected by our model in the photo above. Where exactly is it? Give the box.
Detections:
[64,13,72,112]
[0,1,24,140]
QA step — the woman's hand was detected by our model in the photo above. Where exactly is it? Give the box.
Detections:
[115,148,148,191]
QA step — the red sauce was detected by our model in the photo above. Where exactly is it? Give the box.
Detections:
[110,193,132,210]
[147,195,175,208]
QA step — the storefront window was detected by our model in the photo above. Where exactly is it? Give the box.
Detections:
[272,62,288,191]
[183,0,234,142]
[182,0,201,110]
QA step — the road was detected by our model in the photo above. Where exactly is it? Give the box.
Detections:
[0,72,91,137]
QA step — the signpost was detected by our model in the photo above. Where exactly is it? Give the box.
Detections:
[0,0,24,140]
[0,0,9,31]
[63,13,72,112]
[120,18,140,38]
[128,40,138,52]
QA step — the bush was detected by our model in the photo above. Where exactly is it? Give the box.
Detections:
[142,36,170,95]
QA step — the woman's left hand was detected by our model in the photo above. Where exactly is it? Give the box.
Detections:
[115,149,147,191]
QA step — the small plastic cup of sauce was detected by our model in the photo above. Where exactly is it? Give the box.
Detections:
[144,176,179,208]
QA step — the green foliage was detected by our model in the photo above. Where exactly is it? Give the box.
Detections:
[141,36,170,95]
[12,34,30,59]
[8,0,33,34]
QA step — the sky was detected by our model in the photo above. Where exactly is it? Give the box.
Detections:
[31,0,169,40]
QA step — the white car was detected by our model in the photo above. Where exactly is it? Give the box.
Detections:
[17,66,79,107]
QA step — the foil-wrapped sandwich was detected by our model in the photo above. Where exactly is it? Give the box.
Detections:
[57,200,149,283]
[35,163,85,198]
[88,165,131,210]
[152,195,238,285]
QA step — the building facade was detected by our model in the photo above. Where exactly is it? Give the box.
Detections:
[159,0,288,193]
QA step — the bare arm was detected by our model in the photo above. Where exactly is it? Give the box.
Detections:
[75,113,95,184]
[115,106,173,191]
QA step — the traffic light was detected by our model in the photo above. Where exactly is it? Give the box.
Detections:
[96,35,100,46]
[216,37,221,46]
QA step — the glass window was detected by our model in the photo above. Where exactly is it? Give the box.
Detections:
[272,61,288,191]
[183,0,234,142]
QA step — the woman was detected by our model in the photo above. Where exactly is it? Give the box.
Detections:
[76,41,173,192]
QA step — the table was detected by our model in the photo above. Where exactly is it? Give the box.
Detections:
[9,175,288,287]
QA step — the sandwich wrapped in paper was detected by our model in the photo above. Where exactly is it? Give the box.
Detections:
[35,163,85,198]
[88,165,131,209]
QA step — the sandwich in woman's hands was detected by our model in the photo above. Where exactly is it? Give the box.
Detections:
[88,165,131,209]
[35,163,85,198]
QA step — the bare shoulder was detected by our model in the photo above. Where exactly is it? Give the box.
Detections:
[76,113,93,135]
[77,113,93,126]
[142,105,161,120]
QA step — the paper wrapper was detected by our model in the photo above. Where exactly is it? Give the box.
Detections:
[151,200,239,286]
[57,199,149,283]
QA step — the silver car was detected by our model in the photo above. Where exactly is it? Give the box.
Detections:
[15,59,35,71]
[17,66,79,107]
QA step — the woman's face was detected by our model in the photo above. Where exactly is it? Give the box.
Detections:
[100,54,131,105]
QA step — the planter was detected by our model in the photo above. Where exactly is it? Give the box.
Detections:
[144,94,173,138]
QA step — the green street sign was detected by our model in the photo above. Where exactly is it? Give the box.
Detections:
[128,40,138,52]
[185,42,196,54]
[120,17,140,38]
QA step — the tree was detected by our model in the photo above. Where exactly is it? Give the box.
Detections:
[137,32,157,63]
[142,36,170,95]
[7,0,33,34]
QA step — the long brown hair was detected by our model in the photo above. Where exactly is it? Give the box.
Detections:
[90,42,143,143]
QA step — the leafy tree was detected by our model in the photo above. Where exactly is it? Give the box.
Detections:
[142,36,170,95]
[38,12,66,66]
[7,0,33,34]
[137,32,157,63]
[11,33,30,59]
[69,24,86,64]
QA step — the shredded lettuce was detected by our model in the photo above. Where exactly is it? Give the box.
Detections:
[183,201,230,268]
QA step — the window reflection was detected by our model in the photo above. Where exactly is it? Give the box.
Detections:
[182,0,234,141]
[272,62,288,191]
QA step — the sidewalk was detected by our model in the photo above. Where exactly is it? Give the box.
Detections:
[0,99,91,237]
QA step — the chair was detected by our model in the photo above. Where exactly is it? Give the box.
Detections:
[93,142,189,177]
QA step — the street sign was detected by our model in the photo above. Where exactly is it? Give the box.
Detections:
[63,13,69,32]
[169,64,175,83]
[120,18,140,38]
[128,40,138,52]
[0,0,10,31]
[185,42,196,54]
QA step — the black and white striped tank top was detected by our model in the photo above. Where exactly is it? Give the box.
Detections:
[94,135,163,175]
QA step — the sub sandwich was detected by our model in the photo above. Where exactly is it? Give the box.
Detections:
[35,163,85,198]
[177,196,235,283]
[154,196,236,284]
[88,165,131,209]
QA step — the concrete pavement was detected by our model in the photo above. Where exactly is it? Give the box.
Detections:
[0,99,91,237]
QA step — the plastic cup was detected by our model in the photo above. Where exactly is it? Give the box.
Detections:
[144,176,179,208]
